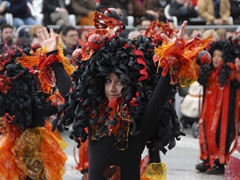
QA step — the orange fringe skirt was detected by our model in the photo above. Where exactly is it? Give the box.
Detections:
[0,120,67,180]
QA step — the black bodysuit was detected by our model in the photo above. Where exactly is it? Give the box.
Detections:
[27,61,72,128]
[88,73,173,180]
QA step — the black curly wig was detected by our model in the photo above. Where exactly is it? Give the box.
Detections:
[53,33,184,152]
[198,39,239,87]
[0,44,45,130]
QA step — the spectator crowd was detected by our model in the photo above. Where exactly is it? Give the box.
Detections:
[0,0,239,47]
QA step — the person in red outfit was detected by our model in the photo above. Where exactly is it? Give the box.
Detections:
[196,40,240,174]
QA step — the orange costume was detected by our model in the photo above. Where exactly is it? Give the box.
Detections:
[0,39,74,179]
[0,120,67,180]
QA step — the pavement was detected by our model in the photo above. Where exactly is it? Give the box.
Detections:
[61,127,239,180]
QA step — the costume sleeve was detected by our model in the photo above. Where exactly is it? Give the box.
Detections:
[51,62,73,97]
[139,72,173,142]
[29,52,73,128]
[42,52,73,117]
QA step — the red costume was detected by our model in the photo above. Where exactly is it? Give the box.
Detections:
[198,40,240,169]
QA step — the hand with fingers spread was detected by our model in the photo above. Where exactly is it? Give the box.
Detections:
[160,21,187,44]
[154,20,212,87]
[37,27,59,53]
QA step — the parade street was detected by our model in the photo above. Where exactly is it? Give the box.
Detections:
[61,127,239,180]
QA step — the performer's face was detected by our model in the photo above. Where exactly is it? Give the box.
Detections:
[105,73,125,100]
[212,49,223,68]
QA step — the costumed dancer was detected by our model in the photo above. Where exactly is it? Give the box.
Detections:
[73,9,181,179]
[0,28,74,180]
[196,39,240,174]
[52,8,212,180]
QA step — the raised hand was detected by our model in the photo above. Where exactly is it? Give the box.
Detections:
[160,21,187,44]
[37,27,58,53]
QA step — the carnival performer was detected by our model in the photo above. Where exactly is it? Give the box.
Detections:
[0,27,74,180]
[196,40,240,174]
[52,9,212,180]
[74,13,182,179]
